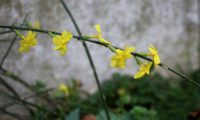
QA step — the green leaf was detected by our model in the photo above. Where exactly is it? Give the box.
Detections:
[134,56,143,65]
[131,106,158,120]
[65,108,80,120]
[33,80,46,92]
[96,110,131,120]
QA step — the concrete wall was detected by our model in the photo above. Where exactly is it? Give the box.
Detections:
[0,0,199,93]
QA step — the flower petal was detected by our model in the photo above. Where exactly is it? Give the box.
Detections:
[18,31,37,53]
[125,47,135,53]
[154,54,160,65]
[134,71,145,79]
[148,44,157,55]
[62,31,73,42]
[94,24,102,35]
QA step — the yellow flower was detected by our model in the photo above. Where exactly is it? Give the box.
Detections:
[148,44,160,65]
[28,21,40,29]
[111,47,135,69]
[117,88,126,96]
[18,31,37,53]
[89,24,110,45]
[52,31,72,56]
[32,21,40,29]
[134,62,152,79]
[58,84,69,96]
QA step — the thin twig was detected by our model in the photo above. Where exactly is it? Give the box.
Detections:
[0,25,199,88]
[2,88,54,109]
[0,76,19,97]
[131,53,200,87]
[0,108,22,120]
[0,30,12,35]
[0,14,29,66]
[0,25,103,45]
[0,67,34,92]
[0,90,45,110]
[0,15,35,114]
[0,36,17,66]
[198,0,200,68]
[0,39,12,43]
[59,0,111,119]
[0,75,34,114]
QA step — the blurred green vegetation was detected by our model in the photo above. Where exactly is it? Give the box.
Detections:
[31,69,200,120]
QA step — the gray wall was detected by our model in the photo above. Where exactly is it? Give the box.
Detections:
[0,0,199,93]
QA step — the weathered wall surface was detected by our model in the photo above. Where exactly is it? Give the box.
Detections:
[0,0,199,93]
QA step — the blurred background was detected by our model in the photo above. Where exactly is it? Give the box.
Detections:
[0,0,199,92]
[0,0,200,120]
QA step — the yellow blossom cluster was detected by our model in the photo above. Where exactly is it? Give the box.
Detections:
[111,47,135,69]
[52,31,72,56]
[17,23,160,79]
[18,31,38,53]
[110,44,160,79]
[18,21,40,53]
[86,24,161,79]
[17,22,73,56]
[58,84,69,96]
[89,24,110,45]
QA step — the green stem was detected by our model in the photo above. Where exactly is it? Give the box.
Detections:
[0,70,36,114]
[0,25,199,88]
[0,30,13,35]
[134,56,142,65]
[0,35,17,66]
[159,64,200,87]
[0,90,45,111]
[1,14,29,66]
[0,67,34,92]
[0,76,19,97]
[0,108,22,120]
[0,25,106,45]
[2,88,54,109]
[59,0,111,119]
[13,30,23,38]
[107,45,116,53]
[198,0,200,68]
